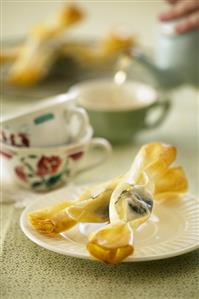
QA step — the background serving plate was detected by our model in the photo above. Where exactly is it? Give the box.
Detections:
[20,184,199,262]
[1,37,155,102]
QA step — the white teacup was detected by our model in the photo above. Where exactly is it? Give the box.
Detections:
[0,128,112,192]
[0,93,89,147]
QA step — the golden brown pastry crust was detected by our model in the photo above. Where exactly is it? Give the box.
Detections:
[7,4,84,86]
[87,142,188,264]
[28,143,188,263]
[2,4,136,85]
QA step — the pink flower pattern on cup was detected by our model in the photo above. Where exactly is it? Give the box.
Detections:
[0,150,14,159]
[69,152,84,160]
[3,152,84,190]
[36,156,62,176]
[0,130,30,147]
[15,166,27,182]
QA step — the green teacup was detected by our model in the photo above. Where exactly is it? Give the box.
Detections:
[69,79,170,144]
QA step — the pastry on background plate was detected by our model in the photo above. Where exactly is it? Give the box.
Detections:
[7,4,84,86]
[1,3,136,86]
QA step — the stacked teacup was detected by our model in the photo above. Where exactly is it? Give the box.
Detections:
[0,93,111,192]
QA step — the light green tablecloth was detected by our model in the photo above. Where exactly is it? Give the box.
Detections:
[1,206,198,299]
[1,87,199,299]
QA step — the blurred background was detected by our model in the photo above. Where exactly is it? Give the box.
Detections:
[2,1,166,47]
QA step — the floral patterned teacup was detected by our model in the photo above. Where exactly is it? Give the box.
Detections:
[1,93,89,148]
[1,129,112,192]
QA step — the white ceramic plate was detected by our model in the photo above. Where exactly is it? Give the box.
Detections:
[20,184,199,262]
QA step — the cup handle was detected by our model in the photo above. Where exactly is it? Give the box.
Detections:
[64,107,89,140]
[76,138,112,175]
[144,100,170,129]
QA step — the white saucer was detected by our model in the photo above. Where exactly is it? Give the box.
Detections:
[20,184,199,262]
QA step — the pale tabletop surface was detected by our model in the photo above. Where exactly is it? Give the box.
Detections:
[1,2,199,299]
